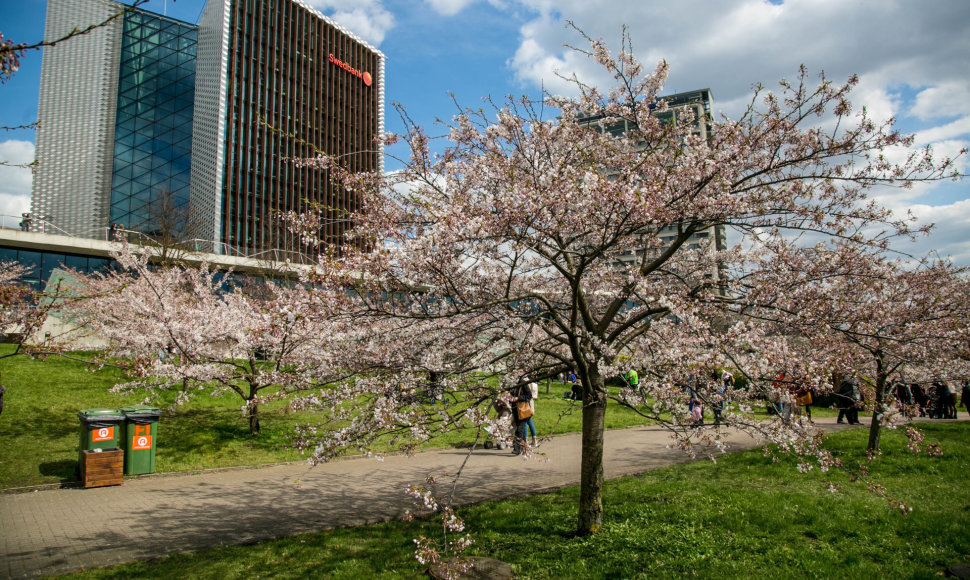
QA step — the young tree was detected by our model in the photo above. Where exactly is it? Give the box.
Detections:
[0,263,38,346]
[289,29,963,536]
[59,246,335,435]
[124,188,210,265]
[0,261,60,352]
[0,261,62,417]
[740,244,970,453]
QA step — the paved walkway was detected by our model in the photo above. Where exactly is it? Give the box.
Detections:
[0,418,860,579]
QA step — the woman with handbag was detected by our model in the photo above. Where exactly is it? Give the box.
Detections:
[523,379,539,447]
[510,381,534,455]
[794,385,813,422]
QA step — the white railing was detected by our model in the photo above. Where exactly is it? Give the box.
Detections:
[0,215,314,263]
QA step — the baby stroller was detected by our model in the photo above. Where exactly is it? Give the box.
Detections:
[483,398,513,450]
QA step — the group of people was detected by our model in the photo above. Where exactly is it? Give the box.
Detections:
[670,369,734,427]
[894,380,969,419]
[564,371,583,401]
[623,366,733,427]
[697,369,732,426]
[488,369,970,455]
[108,223,127,240]
[785,374,970,425]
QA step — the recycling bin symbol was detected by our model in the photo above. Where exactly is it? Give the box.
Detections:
[132,434,152,450]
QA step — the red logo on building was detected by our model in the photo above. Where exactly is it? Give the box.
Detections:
[329,53,372,87]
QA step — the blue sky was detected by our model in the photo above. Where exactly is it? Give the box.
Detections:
[1,0,968,261]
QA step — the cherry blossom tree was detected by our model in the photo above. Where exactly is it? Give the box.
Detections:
[287,28,963,536]
[0,262,55,357]
[0,262,35,346]
[739,244,970,453]
[62,242,521,448]
[57,27,964,539]
[59,246,339,435]
[0,261,61,417]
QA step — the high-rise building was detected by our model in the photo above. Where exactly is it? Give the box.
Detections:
[581,89,726,273]
[31,0,385,259]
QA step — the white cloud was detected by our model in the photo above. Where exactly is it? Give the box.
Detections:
[424,0,479,17]
[892,199,970,266]
[501,0,970,118]
[509,32,572,94]
[912,82,970,121]
[304,0,396,46]
[495,0,970,265]
[914,117,970,145]
[850,77,901,127]
[0,194,30,226]
[0,140,33,223]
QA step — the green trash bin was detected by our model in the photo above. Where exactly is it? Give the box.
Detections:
[121,405,161,475]
[77,409,125,465]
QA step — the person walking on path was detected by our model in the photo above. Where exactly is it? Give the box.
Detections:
[894,382,913,409]
[836,374,860,425]
[510,381,533,455]
[490,397,513,450]
[962,381,970,419]
[771,374,793,425]
[625,368,639,392]
[713,371,733,426]
[944,381,958,419]
[690,396,704,427]
[912,383,928,417]
[794,384,813,422]
[929,380,948,419]
[523,379,539,447]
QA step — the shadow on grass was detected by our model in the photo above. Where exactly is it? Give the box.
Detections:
[27,406,79,442]
[39,459,77,482]
[154,407,303,470]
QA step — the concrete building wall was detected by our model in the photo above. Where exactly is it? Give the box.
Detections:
[31,0,124,239]
[188,0,233,252]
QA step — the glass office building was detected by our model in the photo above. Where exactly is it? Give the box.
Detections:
[109,11,197,233]
[0,245,113,291]
[31,0,385,260]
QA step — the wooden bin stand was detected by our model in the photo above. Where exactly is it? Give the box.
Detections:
[81,448,124,488]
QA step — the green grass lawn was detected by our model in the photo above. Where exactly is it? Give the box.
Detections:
[0,348,650,488]
[0,347,317,488]
[55,422,970,579]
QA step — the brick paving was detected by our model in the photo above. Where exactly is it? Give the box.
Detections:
[0,418,860,579]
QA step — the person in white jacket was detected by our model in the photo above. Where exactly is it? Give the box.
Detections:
[524,380,539,446]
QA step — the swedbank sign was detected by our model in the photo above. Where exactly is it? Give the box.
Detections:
[329,53,372,87]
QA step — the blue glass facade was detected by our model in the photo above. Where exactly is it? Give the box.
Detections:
[110,11,197,233]
[0,246,114,290]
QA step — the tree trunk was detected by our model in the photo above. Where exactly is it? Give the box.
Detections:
[577,370,607,535]
[247,382,261,436]
[866,359,886,453]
